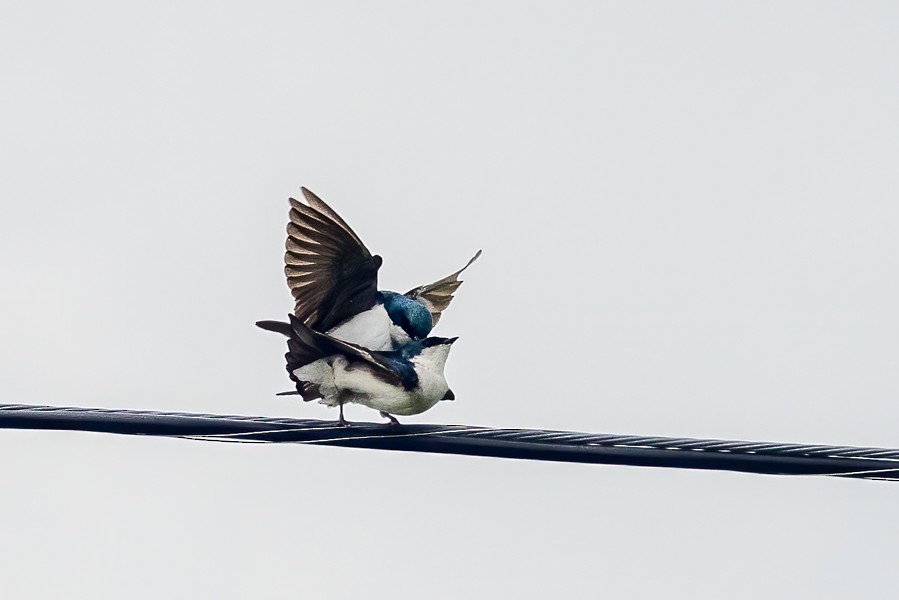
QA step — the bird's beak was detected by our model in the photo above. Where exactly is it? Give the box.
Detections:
[441,389,455,401]
[447,337,459,345]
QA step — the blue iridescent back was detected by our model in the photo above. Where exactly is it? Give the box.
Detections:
[378,291,434,340]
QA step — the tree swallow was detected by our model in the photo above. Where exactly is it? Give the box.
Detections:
[257,187,480,350]
[273,314,458,426]
[256,187,477,424]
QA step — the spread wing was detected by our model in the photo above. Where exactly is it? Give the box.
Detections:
[285,188,383,331]
[404,250,481,326]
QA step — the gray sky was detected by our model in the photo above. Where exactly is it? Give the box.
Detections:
[2,1,898,597]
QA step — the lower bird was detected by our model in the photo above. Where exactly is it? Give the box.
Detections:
[265,315,457,426]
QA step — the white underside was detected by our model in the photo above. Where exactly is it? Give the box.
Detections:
[326,304,414,351]
[326,304,393,350]
[292,346,452,417]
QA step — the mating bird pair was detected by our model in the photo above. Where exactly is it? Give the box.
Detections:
[257,188,480,426]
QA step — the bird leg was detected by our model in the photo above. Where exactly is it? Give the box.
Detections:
[379,411,401,426]
[337,403,351,427]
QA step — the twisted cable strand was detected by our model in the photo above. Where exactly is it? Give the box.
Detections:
[1,403,896,481]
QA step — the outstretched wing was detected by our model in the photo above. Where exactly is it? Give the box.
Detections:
[404,250,481,326]
[283,315,403,389]
[285,188,383,331]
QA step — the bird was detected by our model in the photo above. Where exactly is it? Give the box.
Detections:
[256,187,477,424]
[275,314,458,426]
[256,187,480,351]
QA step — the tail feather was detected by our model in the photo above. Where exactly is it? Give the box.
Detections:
[257,316,329,402]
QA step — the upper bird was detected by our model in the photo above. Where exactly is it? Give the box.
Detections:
[259,187,480,350]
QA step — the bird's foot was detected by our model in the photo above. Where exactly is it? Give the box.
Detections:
[380,412,401,426]
[336,404,352,427]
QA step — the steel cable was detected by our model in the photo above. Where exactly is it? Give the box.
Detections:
[1,403,896,481]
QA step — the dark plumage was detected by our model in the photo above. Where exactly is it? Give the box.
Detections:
[285,187,383,332]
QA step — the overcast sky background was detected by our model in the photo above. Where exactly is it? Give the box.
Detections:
[2,1,898,597]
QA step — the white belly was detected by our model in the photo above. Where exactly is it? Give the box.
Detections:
[326,304,392,351]
[342,364,448,416]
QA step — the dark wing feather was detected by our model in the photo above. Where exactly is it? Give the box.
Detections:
[285,188,382,331]
[404,250,481,326]
[284,315,404,389]
[255,320,292,336]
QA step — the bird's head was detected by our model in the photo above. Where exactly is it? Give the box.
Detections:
[379,291,434,340]
[410,336,458,373]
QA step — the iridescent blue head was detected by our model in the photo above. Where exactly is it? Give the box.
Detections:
[378,291,434,340]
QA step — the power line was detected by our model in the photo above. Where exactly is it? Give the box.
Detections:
[1,403,896,481]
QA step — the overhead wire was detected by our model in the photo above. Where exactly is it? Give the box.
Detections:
[1,403,896,481]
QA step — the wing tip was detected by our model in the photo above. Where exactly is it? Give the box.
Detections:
[256,320,292,336]
[461,249,482,273]
[300,186,320,202]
